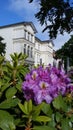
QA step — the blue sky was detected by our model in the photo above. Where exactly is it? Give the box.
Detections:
[0,0,73,50]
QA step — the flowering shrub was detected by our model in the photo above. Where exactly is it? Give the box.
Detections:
[0,53,73,130]
[20,65,73,130]
[22,65,72,104]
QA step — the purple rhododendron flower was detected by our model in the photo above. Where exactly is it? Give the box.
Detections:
[22,65,73,104]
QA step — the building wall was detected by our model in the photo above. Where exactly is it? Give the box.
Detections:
[0,27,14,60]
[13,24,35,67]
[13,25,24,39]
[34,39,41,65]
[35,39,54,67]
[0,22,54,67]
[41,43,53,66]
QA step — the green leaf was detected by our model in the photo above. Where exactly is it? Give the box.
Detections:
[6,87,17,98]
[33,126,56,130]
[14,119,21,126]
[61,118,70,130]
[0,110,15,130]
[24,101,29,114]
[15,83,22,92]
[1,82,10,92]
[48,115,56,128]
[6,62,13,70]
[18,100,32,115]
[19,69,26,75]
[34,116,51,122]
[42,102,53,116]
[71,115,73,122]
[27,99,32,113]
[18,103,28,115]
[56,112,62,122]
[33,102,44,117]
[0,98,19,109]
[53,95,67,111]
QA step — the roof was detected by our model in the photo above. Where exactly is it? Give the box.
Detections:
[35,37,42,42]
[35,37,54,46]
[41,40,54,46]
[0,21,37,33]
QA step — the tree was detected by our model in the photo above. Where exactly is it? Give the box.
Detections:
[56,35,73,70]
[29,0,73,39]
[0,36,6,56]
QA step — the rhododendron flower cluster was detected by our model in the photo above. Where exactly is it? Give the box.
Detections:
[22,65,73,104]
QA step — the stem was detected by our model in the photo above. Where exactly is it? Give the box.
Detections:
[25,118,32,130]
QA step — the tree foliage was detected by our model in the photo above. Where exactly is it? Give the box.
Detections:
[0,36,6,56]
[29,0,73,39]
[56,35,73,69]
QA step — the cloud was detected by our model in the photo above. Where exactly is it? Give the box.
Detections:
[8,0,40,24]
[8,0,38,15]
[9,0,26,11]
[8,0,49,39]
[53,32,73,50]
[8,0,73,50]
[35,21,73,50]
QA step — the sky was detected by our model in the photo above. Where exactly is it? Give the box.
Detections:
[0,0,73,50]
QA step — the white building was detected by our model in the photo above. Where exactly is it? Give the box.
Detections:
[0,22,54,67]
[35,37,54,67]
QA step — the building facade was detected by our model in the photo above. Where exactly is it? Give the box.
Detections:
[0,22,54,67]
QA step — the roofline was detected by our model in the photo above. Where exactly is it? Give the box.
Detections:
[0,21,37,33]
[41,40,54,46]
[35,36,42,43]
[35,36,54,46]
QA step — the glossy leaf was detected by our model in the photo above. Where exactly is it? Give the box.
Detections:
[42,102,53,116]
[56,112,63,122]
[6,87,17,99]
[1,82,10,92]
[0,110,15,130]
[15,82,22,92]
[27,99,32,113]
[34,116,51,122]
[53,95,67,111]
[33,126,56,130]
[71,115,73,122]
[32,102,44,117]
[18,100,32,115]
[61,118,70,130]
[0,98,19,109]
[18,102,28,115]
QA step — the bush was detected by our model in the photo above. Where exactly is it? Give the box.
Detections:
[0,53,29,130]
[0,54,73,130]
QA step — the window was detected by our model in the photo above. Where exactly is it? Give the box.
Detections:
[28,32,30,41]
[31,34,33,42]
[37,54,40,63]
[24,30,26,39]
[31,47,33,58]
[38,44,40,50]
[24,44,26,54]
[27,46,30,56]
[40,58,42,65]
